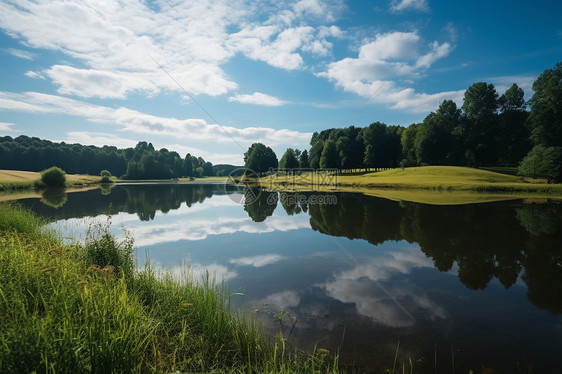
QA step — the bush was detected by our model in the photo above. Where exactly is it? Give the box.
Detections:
[100,170,112,183]
[40,166,66,188]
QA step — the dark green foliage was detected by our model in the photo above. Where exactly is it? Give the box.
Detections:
[100,170,112,183]
[0,137,215,180]
[40,166,67,187]
[279,148,300,169]
[518,145,562,183]
[461,82,500,166]
[299,149,310,168]
[527,62,562,148]
[415,100,463,165]
[362,122,402,168]
[244,143,278,174]
[319,139,338,168]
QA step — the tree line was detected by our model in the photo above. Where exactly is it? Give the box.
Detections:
[245,62,561,182]
[0,136,238,179]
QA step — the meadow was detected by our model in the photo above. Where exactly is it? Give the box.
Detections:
[261,166,562,204]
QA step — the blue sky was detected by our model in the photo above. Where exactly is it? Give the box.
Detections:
[1,0,561,165]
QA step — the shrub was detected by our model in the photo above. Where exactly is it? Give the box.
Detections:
[100,170,112,183]
[40,166,66,188]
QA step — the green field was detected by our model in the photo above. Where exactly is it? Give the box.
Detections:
[261,166,562,204]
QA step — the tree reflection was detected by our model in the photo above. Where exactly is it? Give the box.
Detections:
[244,189,277,222]
[304,194,562,314]
[40,188,68,209]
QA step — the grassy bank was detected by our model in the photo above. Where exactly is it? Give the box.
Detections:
[261,166,562,204]
[0,203,339,373]
[0,169,102,192]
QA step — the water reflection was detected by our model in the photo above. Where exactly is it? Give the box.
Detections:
[13,185,562,372]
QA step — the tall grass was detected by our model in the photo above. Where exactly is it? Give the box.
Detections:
[0,203,341,373]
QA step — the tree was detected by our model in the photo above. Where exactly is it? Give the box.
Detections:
[401,124,419,166]
[183,154,193,177]
[362,122,402,168]
[518,145,562,183]
[308,140,324,169]
[299,149,310,169]
[415,100,462,165]
[279,148,299,170]
[319,139,338,168]
[461,82,500,165]
[497,83,531,165]
[527,62,562,148]
[244,143,278,174]
[41,166,66,188]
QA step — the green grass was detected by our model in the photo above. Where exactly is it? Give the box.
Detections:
[261,166,562,204]
[0,203,341,373]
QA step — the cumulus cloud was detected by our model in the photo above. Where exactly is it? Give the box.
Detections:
[229,92,288,106]
[0,0,344,98]
[389,0,430,13]
[317,31,461,112]
[0,91,312,147]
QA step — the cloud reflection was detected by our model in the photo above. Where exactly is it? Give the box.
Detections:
[318,244,447,327]
[229,254,286,268]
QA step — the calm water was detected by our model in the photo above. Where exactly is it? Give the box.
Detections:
[15,184,562,373]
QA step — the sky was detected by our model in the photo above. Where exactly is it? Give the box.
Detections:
[0,0,561,165]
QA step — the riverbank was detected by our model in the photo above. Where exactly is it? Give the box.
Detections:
[0,203,339,373]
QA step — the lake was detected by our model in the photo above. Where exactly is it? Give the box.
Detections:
[13,183,562,373]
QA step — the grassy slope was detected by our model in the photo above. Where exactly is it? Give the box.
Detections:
[0,203,339,373]
[0,169,101,191]
[262,166,562,204]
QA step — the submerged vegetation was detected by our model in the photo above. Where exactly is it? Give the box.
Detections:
[0,203,341,373]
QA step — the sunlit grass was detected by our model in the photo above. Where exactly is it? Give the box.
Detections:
[0,169,101,192]
[262,166,562,204]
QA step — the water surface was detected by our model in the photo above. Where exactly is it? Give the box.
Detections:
[15,184,562,373]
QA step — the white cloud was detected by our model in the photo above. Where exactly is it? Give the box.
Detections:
[318,31,461,112]
[0,0,344,98]
[4,48,35,60]
[389,0,430,13]
[229,92,288,106]
[230,254,286,267]
[0,122,16,132]
[24,71,46,80]
[45,65,154,99]
[62,131,139,149]
[0,91,312,148]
